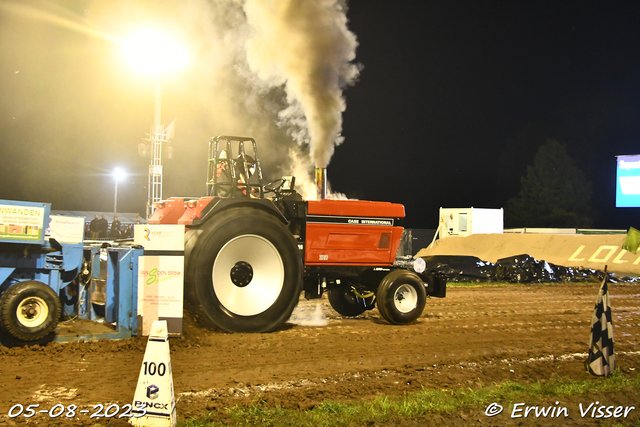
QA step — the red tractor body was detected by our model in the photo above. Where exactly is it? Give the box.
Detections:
[305,199,404,266]
[148,136,445,333]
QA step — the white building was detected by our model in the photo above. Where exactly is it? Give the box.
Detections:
[438,207,504,238]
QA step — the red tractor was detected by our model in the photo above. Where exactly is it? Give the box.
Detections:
[150,136,445,333]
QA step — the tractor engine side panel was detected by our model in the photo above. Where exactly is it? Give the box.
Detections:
[305,200,405,266]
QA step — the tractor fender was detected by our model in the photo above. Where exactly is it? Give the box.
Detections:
[192,198,289,227]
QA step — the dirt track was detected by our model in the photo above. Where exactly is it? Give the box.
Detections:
[1,282,639,426]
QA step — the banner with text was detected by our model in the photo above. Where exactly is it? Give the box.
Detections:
[0,202,46,243]
[138,256,184,336]
[134,224,185,251]
[46,215,85,244]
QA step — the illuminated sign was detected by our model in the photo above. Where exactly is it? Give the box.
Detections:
[616,155,640,207]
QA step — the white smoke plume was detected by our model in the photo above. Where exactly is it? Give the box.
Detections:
[288,148,317,201]
[243,0,360,169]
[288,148,349,200]
[174,0,360,191]
[174,0,360,194]
[176,0,296,176]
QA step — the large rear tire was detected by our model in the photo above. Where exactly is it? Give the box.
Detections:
[183,228,203,305]
[193,208,302,332]
[0,281,62,341]
[376,270,426,325]
[327,288,374,317]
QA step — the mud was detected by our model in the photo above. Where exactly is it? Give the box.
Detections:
[1,282,639,426]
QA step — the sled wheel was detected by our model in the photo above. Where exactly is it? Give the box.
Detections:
[0,281,62,341]
[194,207,302,332]
[328,288,374,317]
[376,270,427,325]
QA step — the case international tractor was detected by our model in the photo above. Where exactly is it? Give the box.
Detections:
[149,136,445,333]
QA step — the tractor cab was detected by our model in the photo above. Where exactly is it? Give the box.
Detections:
[206,136,302,202]
[207,136,264,199]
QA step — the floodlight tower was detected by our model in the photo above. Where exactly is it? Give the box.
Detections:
[124,29,186,220]
[148,74,164,221]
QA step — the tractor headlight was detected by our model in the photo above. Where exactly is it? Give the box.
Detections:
[413,257,426,273]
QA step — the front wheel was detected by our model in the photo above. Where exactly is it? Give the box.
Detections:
[0,281,62,341]
[376,270,427,325]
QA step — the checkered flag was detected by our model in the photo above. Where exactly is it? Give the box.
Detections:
[586,266,616,376]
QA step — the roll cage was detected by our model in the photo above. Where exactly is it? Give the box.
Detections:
[206,136,265,199]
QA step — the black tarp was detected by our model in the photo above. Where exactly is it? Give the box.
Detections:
[420,254,637,283]
[421,255,495,281]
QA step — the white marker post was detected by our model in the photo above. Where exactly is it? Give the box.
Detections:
[130,321,177,427]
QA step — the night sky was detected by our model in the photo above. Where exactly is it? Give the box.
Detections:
[1,1,640,230]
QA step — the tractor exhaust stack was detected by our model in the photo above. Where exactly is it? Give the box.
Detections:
[315,167,327,200]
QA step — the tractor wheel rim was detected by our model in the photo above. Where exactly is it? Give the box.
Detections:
[393,284,418,314]
[16,296,49,328]
[213,234,284,316]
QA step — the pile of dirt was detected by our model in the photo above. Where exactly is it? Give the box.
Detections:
[417,233,640,276]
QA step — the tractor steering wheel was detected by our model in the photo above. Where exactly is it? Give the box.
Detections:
[264,178,286,195]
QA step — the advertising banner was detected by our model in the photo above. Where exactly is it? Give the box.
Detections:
[0,201,47,243]
[134,224,185,251]
[47,215,85,244]
[138,255,184,336]
[616,155,640,207]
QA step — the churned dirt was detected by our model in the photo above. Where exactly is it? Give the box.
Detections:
[1,282,639,426]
